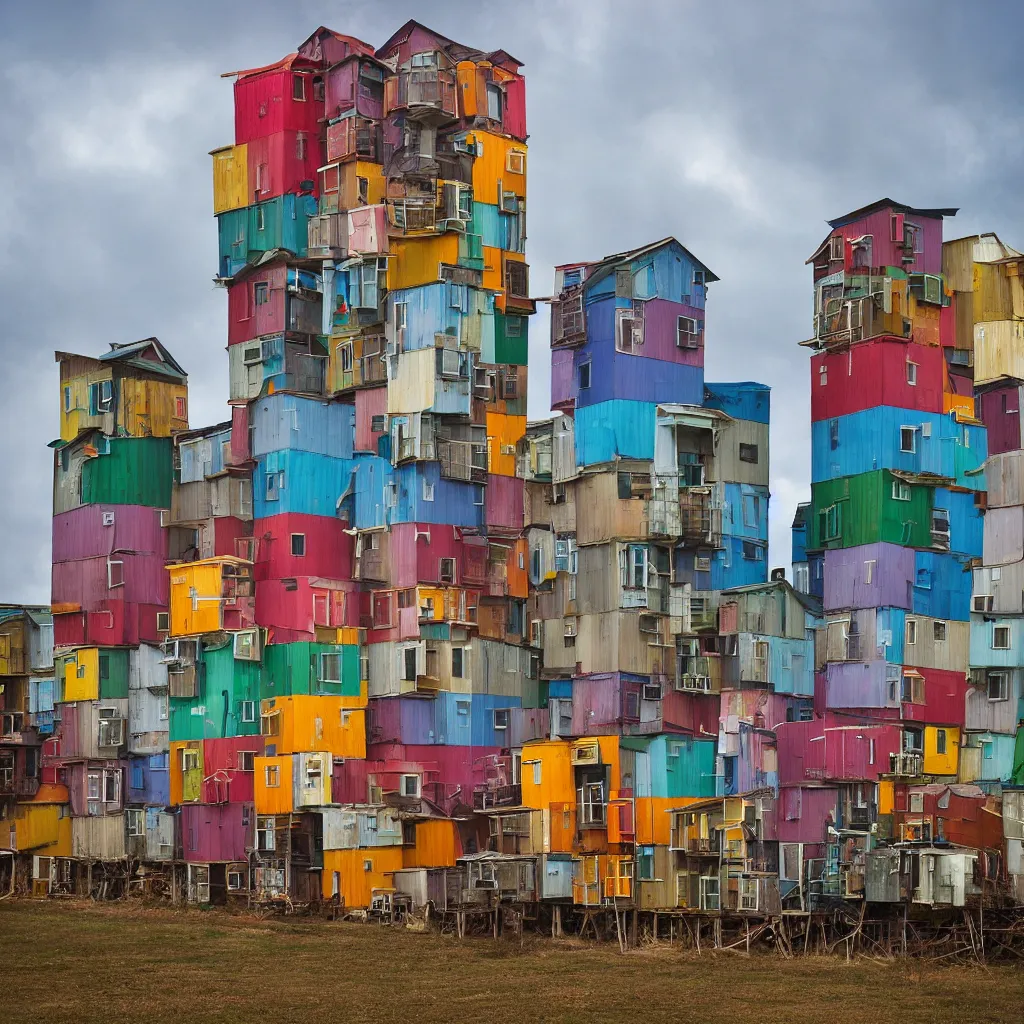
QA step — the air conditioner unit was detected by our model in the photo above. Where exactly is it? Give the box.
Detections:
[562,617,577,638]
[242,345,262,366]
[571,743,600,766]
[972,595,993,613]
[101,511,115,527]
[695,556,712,572]
[643,682,662,701]
[638,614,660,635]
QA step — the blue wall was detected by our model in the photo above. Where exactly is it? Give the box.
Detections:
[723,483,770,542]
[255,449,355,518]
[574,400,656,466]
[251,393,355,459]
[913,550,973,621]
[704,381,770,424]
[217,194,318,278]
[128,753,170,806]
[811,407,987,487]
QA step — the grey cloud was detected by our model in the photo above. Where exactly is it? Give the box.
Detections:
[1,0,1021,600]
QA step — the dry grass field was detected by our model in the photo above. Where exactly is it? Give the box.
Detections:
[2,900,1022,1023]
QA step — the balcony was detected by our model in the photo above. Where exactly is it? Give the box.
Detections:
[679,490,722,547]
[473,783,522,811]
[391,68,457,121]
[0,773,39,798]
[436,437,488,484]
[890,752,924,777]
[550,288,586,349]
[326,116,378,163]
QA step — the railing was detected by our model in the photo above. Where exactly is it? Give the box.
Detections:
[891,752,923,777]
[0,775,40,797]
[473,784,522,811]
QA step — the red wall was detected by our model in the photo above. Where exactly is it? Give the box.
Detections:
[901,668,968,727]
[254,513,354,582]
[53,600,164,648]
[201,737,265,804]
[256,578,357,641]
[811,339,945,421]
[978,385,1022,455]
[387,523,488,589]
[247,131,322,205]
[235,67,323,145]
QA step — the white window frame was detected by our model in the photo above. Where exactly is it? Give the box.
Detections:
[400,773,421,798]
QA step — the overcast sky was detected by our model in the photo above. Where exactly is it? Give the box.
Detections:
[1,0,1021,603]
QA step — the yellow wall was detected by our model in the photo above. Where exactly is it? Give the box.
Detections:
[212,144,249,215]
[402,819,459,869]
[464,130,526,206]
[486,413,526,477]
[322,847,404,907]
[923,726,959,776]
[481,245,503,293]
[388,236,460,292]
[342,161,385,209]
[169,741,203,806]
[167,561,227,637]
[59,368,113,442]
[877,780,894,816]
[9,804,71,856]
[119,378,188,438]
[261,696,366,758]
[253,755,295,815]
[59,648,99,703]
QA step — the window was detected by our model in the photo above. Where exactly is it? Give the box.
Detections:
[266,471,284,500]
[90,380,113,415]
[403,647,418,682]
[103,769,120,804]
[906,361,918,386]
[864,559,875,585]
[265,765,280,788]
[494,709,509,731]
[228,870,245,891]
[292,74,306,101]
[821,504,841,540]
[486,82,503,121]
[256,205,266,232]
[738,443,758,463]
[900,427,916,453]
[987,672,1009,701]
[357,176,369,205]
[451,647,464,679]
[994,625,1010,650]
[933,621,947,642]
[234,630,258,662]
[905,619,917,645]
[400,774,421,798]
[107,558,124,589]
[506,149,525,174]
[63,386,72,413]
[239,750,255,772]
[422,478,435,502]
[126,809,144,837]
[290,533,306,557]
[240,701,256,724]
[901,673,924,704]
[370,414,386,434]
[295,133,307,161]
[532,761,542,785]
[175,396,187,420]
[254,282,269,306]
[455,699,470,720]
[742,541,764,561]
[935,730,947,755]
[578,362,591,390]
[319,652,342,685]
[256,817,275,852]
[439,557,456,585]
[892,480,911,502]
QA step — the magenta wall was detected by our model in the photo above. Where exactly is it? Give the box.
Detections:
[485,475,524,532]
[637,298,705,367]
[256,578,356,640]
[52,554,168,611]
[979,385,1023,455]
[53,601,163,649]
[355,386,387,453]
[52,505,167,562]
[181,802,253,863]
[771,786,839,843]
[254,513,354,581]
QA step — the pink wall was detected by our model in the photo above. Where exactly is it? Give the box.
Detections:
[387,523,487,589]
[355,386,387,452]
[254,513,354,582]
[228,264,286,345]
[181,802,253,863]
[66,761,127,816]
[485,475,524,532]
[213,517,251,558]
[366,741,494,800]
[662,690,721,737]
[52,505,167,562]
[52,553,168,609]
[834,208,944,276]
[776,717,902,785]
[231,405,250,464]
[201,737,265,804]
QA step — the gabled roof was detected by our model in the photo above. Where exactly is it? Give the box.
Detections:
[583,237,719,292]
[375,19,523,69]
[722,577,824,618]
[55,338,186,382]
[827,198,958,230]
[176,420,233,443]
[222,52,321,81]
[296,26,376,61]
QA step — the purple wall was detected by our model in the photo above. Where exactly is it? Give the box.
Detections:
[550,348,573,409]
[825,661,894,711]
[823,543,914,612]
[53,505,168,562]
[635,298,705,367]
[181,802,253,863]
